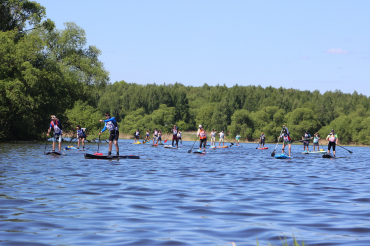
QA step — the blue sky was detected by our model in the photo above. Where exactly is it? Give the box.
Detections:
[37,0,370,96]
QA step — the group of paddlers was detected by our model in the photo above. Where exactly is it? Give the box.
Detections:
[47,113,339,156]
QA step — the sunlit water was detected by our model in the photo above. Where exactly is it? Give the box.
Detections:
[0,140,369,246]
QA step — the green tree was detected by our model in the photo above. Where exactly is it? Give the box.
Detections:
[227,109,253,140]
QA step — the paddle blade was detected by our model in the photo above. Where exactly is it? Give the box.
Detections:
[164,139,167,143]
[271,150,276,157]
[94,152,103,156]
[187,149,191,153]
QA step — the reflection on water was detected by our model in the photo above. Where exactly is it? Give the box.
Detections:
[0,141,369,245]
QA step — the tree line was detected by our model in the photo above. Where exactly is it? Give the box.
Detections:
[1,0,370,144]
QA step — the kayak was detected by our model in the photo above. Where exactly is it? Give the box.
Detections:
[84,153,140,159]
[302,150,326,154]
[274,154,293,159]
[217,146,228,148]
[45,151,61,156]
[257,147,268,150]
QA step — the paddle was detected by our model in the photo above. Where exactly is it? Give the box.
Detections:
[271,130,283,157]
[44,135,48,155]
[255,141,260,149]
[337,144,353,154]
[95,122,103,156]
[187,139,198,153]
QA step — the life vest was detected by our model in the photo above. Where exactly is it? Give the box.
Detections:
[304,133,310,139]
[173,129,177,135]
[313,136,319,143]
[328,134,337,142]
[51,121,62,134]
[283,134,291,142]
[106,120,118,132]
[199,130,206,139]
[135,131,139,136]
[77,129,86,138]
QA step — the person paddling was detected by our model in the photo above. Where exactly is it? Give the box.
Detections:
[302,130,312,152]
[313,132,320,152]
[218,130,225,146]
[171,125,179,148]
[210,129,217,146]
[134,129,140,143]
[145,130,150,142]
[156,130,162,145]
[153,128,158,145]
[279,125,291,157]
[197,126,207,152]
[236,133,241,146]
[47,115,63,152]
[259,132,265,148]
[326,129,338,156]
[99,112,119,156]
[76,125,86,149]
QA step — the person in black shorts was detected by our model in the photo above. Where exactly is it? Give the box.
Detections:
[99,112,119,155]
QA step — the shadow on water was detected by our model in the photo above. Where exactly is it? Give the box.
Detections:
[0,140,369,245]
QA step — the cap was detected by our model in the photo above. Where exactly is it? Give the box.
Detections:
[199,125,202,128]
[306,130,309,133]
[331,129,334,132]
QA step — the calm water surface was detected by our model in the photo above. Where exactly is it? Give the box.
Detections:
[0,140,369,246]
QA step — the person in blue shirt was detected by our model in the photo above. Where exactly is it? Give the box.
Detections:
[99,112,119,155]
[47,115,62,152]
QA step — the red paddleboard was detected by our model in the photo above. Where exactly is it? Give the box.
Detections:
[257,147,268,150]
[94,152,103,155]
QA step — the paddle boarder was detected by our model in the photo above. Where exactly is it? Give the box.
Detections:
[171,125,179,148]
[47,115,63,152]
[236,133,241,146]
[218,130,225,146]
[177,131,182,146]
[197,126,207,152]
[134,129,140,143]
[210,129,217,146]
[153,128,159,145]
[302,130,312,152]
[76,125,86,149]
[279,125,291,157]
[99,112,119,156]
[326,129,338,156]
[156,130,162,145]
[259,132,265,148]
[145,130,150,142]
[313,132,320,152]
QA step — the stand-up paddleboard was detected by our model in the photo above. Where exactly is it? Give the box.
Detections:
[133,142,141,144]
[151,144,158,147]
[322,153,336,158]
[164,145,175,148]
[65,146,77,150]
[217,146,228,148]
[157,143,164,145]
[84,153,140,159]
[209,146,216,149]
[257,147,268,150]
[194,149,206,154]
[274,153,293,159]
[302,150,326,154]
[45,151,62,156]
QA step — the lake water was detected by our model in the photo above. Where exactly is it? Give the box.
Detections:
[0,140,369,246]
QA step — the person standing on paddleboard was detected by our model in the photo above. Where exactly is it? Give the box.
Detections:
[197,126,207,152]
[219,130,225,146]
[313,132,320,152]
[145,130,150,142]
[177,131,182,146]
[76,125,86,149]
[153,128,158,145]
[134,129,140,143]
[326,129,338,156]
[302,130,312,152]
[47,115,63,152]
[156,130,162,145]
[279,125,291,157]
[259,132,265,148]
[171,125,179,148]
[210,129,217,146]
[99,112,119,156]
[236,133,241,146]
